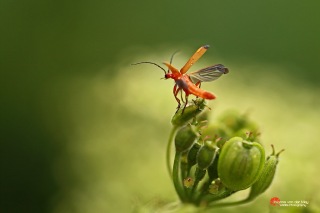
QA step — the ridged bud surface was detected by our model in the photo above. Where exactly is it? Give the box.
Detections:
[218,137,265,191]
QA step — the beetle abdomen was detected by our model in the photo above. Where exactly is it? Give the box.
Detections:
[188,83,216,99]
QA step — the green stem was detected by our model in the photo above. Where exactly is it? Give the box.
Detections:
[208,198,253,208]
[190,179,200,200]
[173,152,187,202]
[198,189,234,206]
[167,125,179,177]
[189,167,206,201]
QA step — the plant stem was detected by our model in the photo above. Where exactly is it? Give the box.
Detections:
[167,125,179,177]
[198,189,234,206]
[173,152,187,202]
[208,198,253,208]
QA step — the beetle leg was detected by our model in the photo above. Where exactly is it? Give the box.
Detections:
[195,81,201,88]
[180,89,185,103]
[173,84,181,111]
[194,81,202,99]
[182,94,189,114]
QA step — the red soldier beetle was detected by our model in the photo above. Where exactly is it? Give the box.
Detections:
[132,45,229,112]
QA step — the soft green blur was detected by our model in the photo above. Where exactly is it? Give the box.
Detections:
[1,1,320,213]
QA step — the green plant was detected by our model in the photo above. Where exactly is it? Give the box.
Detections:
[166,98,284,208]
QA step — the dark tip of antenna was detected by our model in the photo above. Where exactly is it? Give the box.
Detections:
[203,44,210,49]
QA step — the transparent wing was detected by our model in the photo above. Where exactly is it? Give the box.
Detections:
[189,64,229,83]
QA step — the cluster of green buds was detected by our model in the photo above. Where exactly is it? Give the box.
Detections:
[167,98,284,208]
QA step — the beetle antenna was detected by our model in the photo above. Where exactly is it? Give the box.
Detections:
[131,61,167,74]
[168,50,180,72]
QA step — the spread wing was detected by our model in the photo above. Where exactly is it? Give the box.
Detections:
[180,45,209,74]
[189,64,229,83]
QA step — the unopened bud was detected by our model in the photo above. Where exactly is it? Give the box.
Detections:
[218,111,258,134]
[218,137,265,191]
[171,98,206,126]
[249,145,284,199]
[234,129,261,143]
[175,124,199,153]
[197,141,217,169]
[201,124,233,149]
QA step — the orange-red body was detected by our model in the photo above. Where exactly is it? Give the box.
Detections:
[169,72,215,99]
[163,60,216,109]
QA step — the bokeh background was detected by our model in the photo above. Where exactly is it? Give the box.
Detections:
[1,1,320,213]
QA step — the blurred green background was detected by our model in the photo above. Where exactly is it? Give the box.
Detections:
[1,0,320,212]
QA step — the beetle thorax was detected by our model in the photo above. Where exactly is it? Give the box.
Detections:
[165,72,181,80]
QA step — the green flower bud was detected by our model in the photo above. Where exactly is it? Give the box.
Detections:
[249,145,284,199]
[218,110,258,134]
[171,98,206,127]
[201,124,232,149]
[187,142,201,167]
[175,124,199,153]
[234,129,261,143]
[197,141,217,169]
[218,137,265,191]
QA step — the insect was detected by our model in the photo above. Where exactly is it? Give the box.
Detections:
[132,45,229,112]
